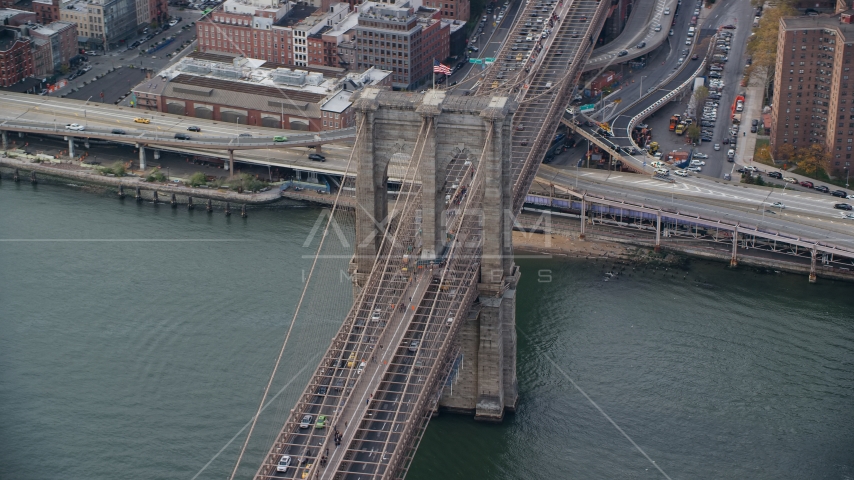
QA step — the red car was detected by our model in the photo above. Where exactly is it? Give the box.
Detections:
[799,180,814,188]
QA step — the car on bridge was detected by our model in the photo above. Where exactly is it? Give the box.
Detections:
[187,126,201,132]
[637,41,646,48]
[134,117,150,124]
[664,7,670,14]
[618,50,628,56]
[315,415,327,428]
[301,463,313,479]
[771,202,786,209]
[655,24,662,31]
[65,123,85,131]
[299,414,313,429]
[276,455,292,473]
[273,135,288,142]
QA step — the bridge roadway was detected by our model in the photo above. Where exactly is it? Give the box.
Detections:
[584,0,677,71]
[0,92,356,151]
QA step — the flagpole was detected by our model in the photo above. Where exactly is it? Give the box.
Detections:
[432,58,435,90]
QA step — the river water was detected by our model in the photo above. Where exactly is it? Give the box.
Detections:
[1,182,852,479]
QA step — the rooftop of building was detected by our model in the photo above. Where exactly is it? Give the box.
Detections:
[30,20,75,35]
[324,9,358,37]
[188,50,347,78]
[275,4,317,27]
[62,0,89,13]
[135,55,391,116]
[0,27,25,51]
[321,89,352,112]
[0,8,33,23]
[781,13,854,38]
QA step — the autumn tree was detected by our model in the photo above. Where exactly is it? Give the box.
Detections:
[746,3,797,103]
[794,144,829,176]
[775,142,795,161]
[754,144,773,165]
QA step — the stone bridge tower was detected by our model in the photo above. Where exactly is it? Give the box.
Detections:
[350,87,519,421]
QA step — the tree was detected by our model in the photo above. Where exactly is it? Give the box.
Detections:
[188,172,207,187]
[746,4,797,103]
[693,86,709,119]
[795,144,829,176]
[775,142,795,161]
[755,144,773,165]
[686,124,701,143]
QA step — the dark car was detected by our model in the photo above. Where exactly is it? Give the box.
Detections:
[308,153,326,162]
[831,190,850,198]
[187,126,201,132]
[752,119,759,127]
[834,202,853,210]
[618,50,628,56]
[692,54,698,60]
[768,171,783,179]
[174,133,191,140]
[750,126,757,133]
[636,42,646,49]
[799,180,814,188]
[814,185,830,193]
[111,129,126,135]
[239,133,252,137]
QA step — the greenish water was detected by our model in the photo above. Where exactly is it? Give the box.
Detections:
[1,182,853,479]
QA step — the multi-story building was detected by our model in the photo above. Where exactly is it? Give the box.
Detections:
[421,0,469,21]
[130,52,391,130]
[197,0,350,67]
[33,0,60,24]
[770,14,854,172]
[59,0,138,52]
[29,21,77,73]
[0,26,34,86]
[354,3,449,90]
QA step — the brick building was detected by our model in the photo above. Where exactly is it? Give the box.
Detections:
[196,0,350,67]
[421,0,469,21]
[131,53,391,131]
[33,0,59,24]
[770,15,854,172]
[355,3,449,90]
[0,26,34,86]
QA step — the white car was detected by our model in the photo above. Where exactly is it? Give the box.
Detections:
[714,144,721,151]
[651,161,666,168]
[842,212,854,219]
[674,169,689,177]
[694,152,708,159]
[655,25,662,32]
[357,361,366,375]
[687,166,702,172]
[299,414,313,429]
[686,39,692,45]
[669,29,675,36]
[655,168,671,175]
[371,309,381,322]
[690,160,706,166]
[277,455,292,473]
[65,123,85,131]
[783,176,798,184]
[664,8,671,14]
[745,165,758,172]
[771,202,786,209]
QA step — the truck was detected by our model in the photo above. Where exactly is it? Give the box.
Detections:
[669,114,681,131]
[693,77,705,92]
[648,141,660,154]
[675,122,687,135]
[733,94,745,114]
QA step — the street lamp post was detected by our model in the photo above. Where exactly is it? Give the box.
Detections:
[640,75,648,100]
[845,163,850,188]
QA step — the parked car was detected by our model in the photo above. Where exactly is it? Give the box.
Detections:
[831,190,850,198]
[799,180,814,188]
[768,171,783,179]
[783,177,798,184]
[674,169,689,177]
[814,185,830,193]
[687,166,702,172]
[694,153,708,159]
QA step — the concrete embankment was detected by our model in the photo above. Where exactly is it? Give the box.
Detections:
[514,212,854,283]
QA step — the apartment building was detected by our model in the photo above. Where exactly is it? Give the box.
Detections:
[770,14,854,172]
[421,0,469,21]
[29,20,77,73]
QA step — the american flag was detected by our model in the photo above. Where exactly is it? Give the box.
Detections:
[433,60,451,75]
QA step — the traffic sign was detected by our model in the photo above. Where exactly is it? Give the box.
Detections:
[469,58,483,64]
[579,104,595,113]
[484,57,495,63]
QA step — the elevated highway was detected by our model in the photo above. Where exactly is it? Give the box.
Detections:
[584,0,677,71]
